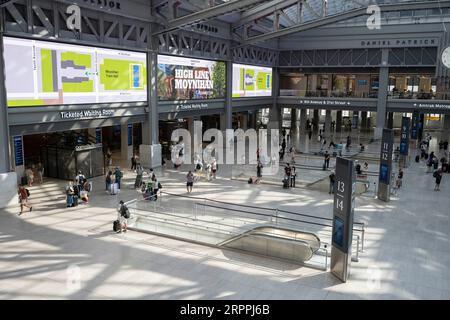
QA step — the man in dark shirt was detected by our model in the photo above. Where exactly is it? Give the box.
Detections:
[324,151,331,169]
[329,172,335,194]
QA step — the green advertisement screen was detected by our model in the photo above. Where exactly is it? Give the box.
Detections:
[3,37,147,107]
[232,63,272,98]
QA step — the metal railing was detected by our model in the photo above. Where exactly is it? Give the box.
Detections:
[160,191,365,254]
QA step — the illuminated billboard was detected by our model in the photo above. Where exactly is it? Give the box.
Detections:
[3,37,147,107]
[232,63,272,98]
[157,54,226,101]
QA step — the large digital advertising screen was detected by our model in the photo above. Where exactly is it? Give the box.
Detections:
[232,63,272,98]
[157,54,226,101]
[3,37,147,107]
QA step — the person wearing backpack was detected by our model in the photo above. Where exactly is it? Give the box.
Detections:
[434,169,443,191]
[75,171,86,192]
[18,185,32,215]
[114,167,123,189]
[116,200,130,233]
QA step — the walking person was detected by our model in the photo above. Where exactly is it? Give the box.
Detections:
[65,181,75,207]
[105,170,113,192]
[134,164,144,189]
[329,171,335,194]
[206,162,212,181]
[396,169,404,189]
[281,138,287,154]
[290,165,296,187]
[186,171,194,193]
[284,163,292,186]
[114,167,123,189]
[75,170,86,192]
[116,200,130,233]
[256,161,263,179]
[152,175,159,200]
[211,158,217,179]
[25,167,34,187]
[434,169,443,191]
[279,147,285,162]
[18,185,32,215]
[324,151,330,169]
[37,162,44,184]
[131,154,138,171]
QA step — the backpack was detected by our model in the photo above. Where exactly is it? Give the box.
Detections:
[158,182,162,189]
[433,171,437,178]
[26,189,30,197]
[121,205,130,219]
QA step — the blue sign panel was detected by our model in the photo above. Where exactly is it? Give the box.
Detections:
[411,111,419,140]
[13,136,24,167]
[127,124,133,146]
[400,117,410,156]
[378,129,394,187]
[332,157,355,254]
[95,128,102,143]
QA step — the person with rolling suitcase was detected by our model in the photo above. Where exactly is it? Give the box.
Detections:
[115,200,130,233]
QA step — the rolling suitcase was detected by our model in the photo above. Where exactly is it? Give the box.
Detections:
[113,220,120,232]
[282,178,289,189]
[110,183,119,195]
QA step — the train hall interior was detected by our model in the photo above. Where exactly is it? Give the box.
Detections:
[0,0,450,301]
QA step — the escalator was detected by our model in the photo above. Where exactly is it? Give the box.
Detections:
[219,226,321,263]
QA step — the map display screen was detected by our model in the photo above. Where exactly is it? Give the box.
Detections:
[232,63,272,98]
[3,37,147,107]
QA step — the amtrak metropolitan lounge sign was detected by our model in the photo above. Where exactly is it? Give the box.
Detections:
[413,102,450,111]
[60,109,114,120]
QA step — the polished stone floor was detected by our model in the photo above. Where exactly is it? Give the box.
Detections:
[0,131,449,299]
